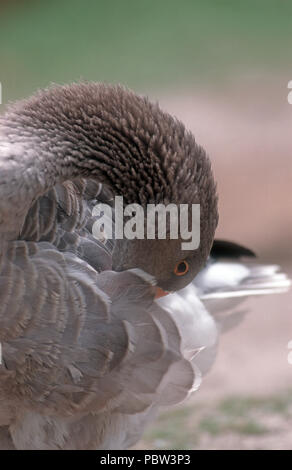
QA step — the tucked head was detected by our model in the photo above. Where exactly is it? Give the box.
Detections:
[2,82,218,293]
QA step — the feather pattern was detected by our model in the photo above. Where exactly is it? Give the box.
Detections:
[0,84,289,450]
[0,172,203,448]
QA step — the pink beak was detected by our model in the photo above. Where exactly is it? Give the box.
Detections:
[155,287,169,299]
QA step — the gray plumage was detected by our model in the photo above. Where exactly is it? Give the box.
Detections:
[0,83,289,450]
[0,83,217,449]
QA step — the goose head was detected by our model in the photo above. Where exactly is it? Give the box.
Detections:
[0,82,218,295]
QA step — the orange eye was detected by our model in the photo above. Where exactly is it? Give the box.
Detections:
[174,260,189,276]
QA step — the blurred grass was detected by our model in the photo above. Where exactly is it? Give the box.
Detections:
[144,406,199,450]
[140,389,292,449]
[0,0,291,103]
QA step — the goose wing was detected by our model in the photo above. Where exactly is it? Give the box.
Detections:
[0,144,199,448]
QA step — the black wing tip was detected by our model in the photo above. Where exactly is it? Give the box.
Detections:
[211,239,257,259]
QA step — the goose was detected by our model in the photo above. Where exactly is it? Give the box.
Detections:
[0,83,289,450]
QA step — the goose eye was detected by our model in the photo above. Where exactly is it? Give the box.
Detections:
[174,260,189,276]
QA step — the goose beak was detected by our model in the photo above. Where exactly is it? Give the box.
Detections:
[155,287,169,299]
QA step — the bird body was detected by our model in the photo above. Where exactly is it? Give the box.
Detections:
[0,83,289,449]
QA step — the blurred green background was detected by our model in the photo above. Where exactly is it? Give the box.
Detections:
[0,0,291,101]
[0,0,291,450]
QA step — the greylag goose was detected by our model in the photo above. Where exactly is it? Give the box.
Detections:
[0,83,289,449]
